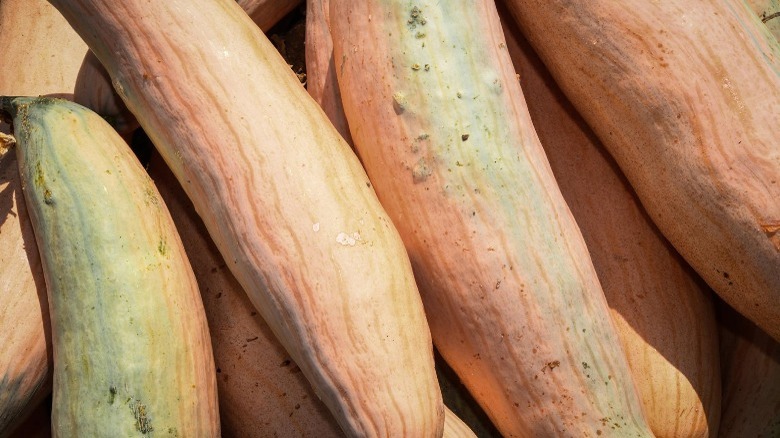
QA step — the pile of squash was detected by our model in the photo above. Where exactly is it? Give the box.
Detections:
[1,0,778,436]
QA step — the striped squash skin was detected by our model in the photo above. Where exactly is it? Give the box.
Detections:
[500,10,722,437]
[0,0,85,432]
[5,96,219,436]
[47,0,445,435]
[443,407,477,438]
[502,0,780,342]
[305,0,353,146]
[330,1,651,436]
[146,151,343,437]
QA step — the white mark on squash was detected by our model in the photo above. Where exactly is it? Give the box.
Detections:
[392,92,407,115]
[336,232,361,246]
[312,222,320,232]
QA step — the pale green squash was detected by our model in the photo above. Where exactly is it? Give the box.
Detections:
[2,96,219,437]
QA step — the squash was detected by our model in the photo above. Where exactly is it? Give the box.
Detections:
[718,303,780,437]
[47,0,445,435]
[0,151,49,437]
[305,0,353,145]
[3,96,219,436]
[498,7,722,437]
[329,0,652,436]
[0,0,86,433]
[502,0,780,341]
[74,51,139,142]
[145,149,343,437]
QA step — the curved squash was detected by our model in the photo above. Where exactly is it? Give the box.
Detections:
[0,0,86,433]
[47,0,445,435]
[305,0,353,145]
[329,0,651,436]
[503,0,780,342]
[3,96,219,436]
[499,8,722,437]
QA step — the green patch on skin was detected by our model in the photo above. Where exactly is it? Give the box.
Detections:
[35,162,45,187]
[158,239,167,256]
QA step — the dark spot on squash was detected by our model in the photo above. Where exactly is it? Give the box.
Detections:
[108,386,117,404]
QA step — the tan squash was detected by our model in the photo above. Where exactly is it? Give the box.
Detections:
[305,0,353,145]
[330,0,651,436]
[718,303,780,437]
[48,0,445,435]
[502,0,780,341]
[0,0,86,433]
[74,51,140,142]
[498,7,721,437]
[146,149,343,437]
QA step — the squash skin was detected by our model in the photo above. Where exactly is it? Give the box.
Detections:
[0,0,87,99]
[499,8,722,438]
[502,0,780,342]
[330,1,651,436]
[305,0,353,145]
[0,153,49,437]
[146,150,343,437]
[46,0,445,435]
[5,96,219,436]
[0,0,85,433]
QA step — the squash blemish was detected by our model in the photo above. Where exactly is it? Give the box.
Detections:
[412,157,432,182]
[129,398,153,434]
[108,386,117,404]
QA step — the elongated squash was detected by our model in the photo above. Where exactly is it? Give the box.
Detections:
[146,150,343,437]
[330,1,651,436]
[305,0,353,145]
[503,0,780,341]
[498,7,722,437]
[0,0,86,433]
[74,51,139,142]
[3,96,219,436]
[71,0,301,142]
[47,0,445,435]
[0,151,49,437]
